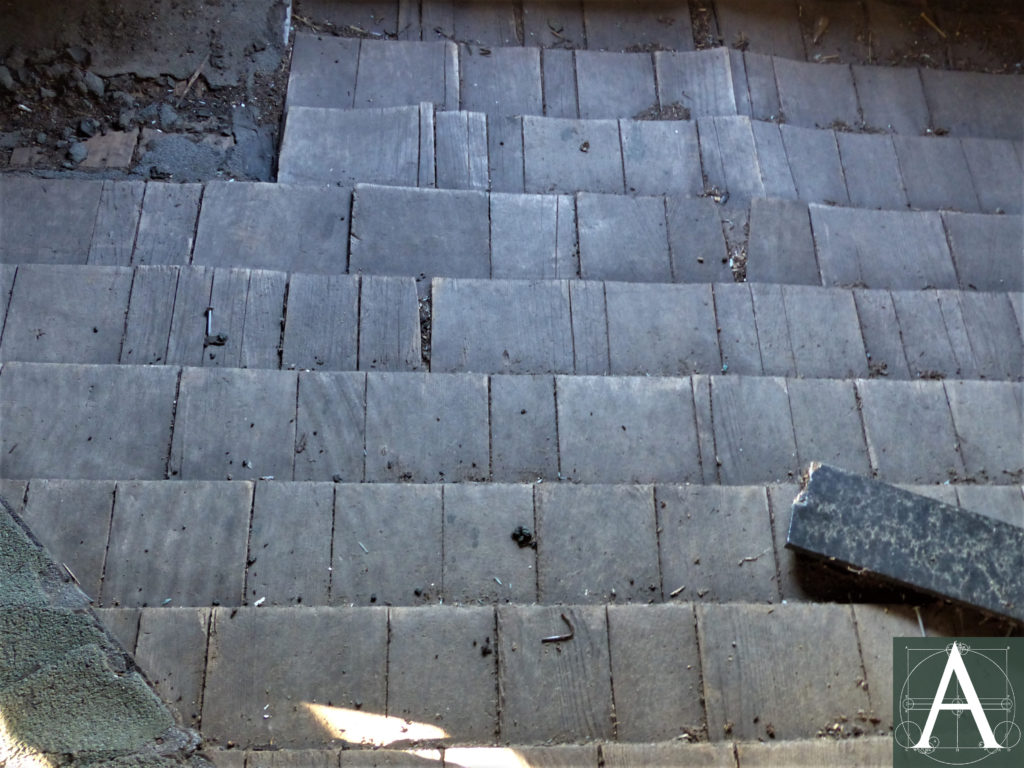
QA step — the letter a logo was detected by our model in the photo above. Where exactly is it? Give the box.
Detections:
[913,642,1002,750]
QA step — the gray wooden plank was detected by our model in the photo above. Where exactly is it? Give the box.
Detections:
[365,372,489,482]
[710,116,765,200]
[165,266,213,367]
[665,196,731,284]
[920,68,1024,141]
[749,283,796,377]
[358,275,422,371]
[21,479,115,602]
[655,48,736,118]
[837,131,908,210]
[441,484,536,601]
[621,119,702,196]
[856,379,966,483]
[852,64,929,135]
[281,273,359,371]
[193,182,350,274]
[944,379,1023,484]
[497,605,613,742]
[388,606,498,742]
[577,194,670,282]
[810,206,957,290]
[934,290,984,380]
[569,280,608,374]
[121,265,178,365]
[203,268,248,368]
[460,45,542,116]
[537,483,659,603]
[523,1,585,49]
[713,283,762,375]
[486,114,525,193]
[450,0,519,45]
[0,264,132,364]
[943,212,1023,292]
[435,110,489,190]
[286,34,359,109]
[349,184,491,284]
[430,278,573,374]
[773,58,859,129]
[951,290,1024,381]
[133,183,201,266]
[523,116,623,194]
[169,368,298,481]
[728,48,751,117]
[490,193,558,279]
[0,177,103,265]
[247,481,333,606]
[604,744,735,767]
[420,0,454,40]
[489,375,559,483]
[294,372,366,482]
[202,607,385,748]
[746,198,818,284]
[582,0,693,52]
[556,375,700,483]
[331,483,442,605]
[789,463,1023,622]
[92,608,140,654]
[743,52,781,122]
[779,124,849,205]
[278,105,420,187]
[555,195,578,278]
[891,290,964,379]
[714,0,805,58]
[606,603,705,742]
[798,0,869,63]
[606,282,719,375]
[104,481,252,606]
[354,39,453,108]
[783,285,868,378]
[892,135,981,212]
[697,602,869,741]
[750,119,797,200]
[657,484,777,603]
[0,264,16,331]
[575,50,656,119]
[135,608,210,728]
[959,137,1023,214]
[87,181,145,266]
[956,485,1024,528]
[541,48,579,119]
[240,269,286,370]
[788,378,871,475]
[691,374,719,484]
[852,289,911,380]
[710,375,798,484]
[419,102,436,187]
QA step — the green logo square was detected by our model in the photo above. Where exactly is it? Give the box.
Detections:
[893,638,1023,767]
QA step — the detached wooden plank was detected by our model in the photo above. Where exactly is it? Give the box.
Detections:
[241,269,287,370]
[88,180,145,266]
[133,183,202,265]
[788,463,1024,622]
[121,266,179,365]
[358,275,422,371]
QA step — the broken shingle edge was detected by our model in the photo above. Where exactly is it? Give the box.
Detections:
[0,492,213,767]
[786,463,1024,624]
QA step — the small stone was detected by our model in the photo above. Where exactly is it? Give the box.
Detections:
[111,90,136,108]
[0,65,14,92]
[67,142,88,164]
[159,103,180,130]
[78,118,99,138]
[66,45,90,66]
[35,132,47,144]
[116,110,137,130]
[39,86,57,100]
[28,48,57,66]
[82,70,104,97]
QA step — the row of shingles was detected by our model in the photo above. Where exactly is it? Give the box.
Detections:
[201,737,894,768]
[1,362,1019,486]
[87,598,1022,751]
[350,184,1023,291]
[287,31,1024,142]
[279,99,1023,217]
[7,474,1021,613]
[3,261,1020,382]
[0,263,421,372]
[2,176,1020,291]
[428,278,1024,381]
